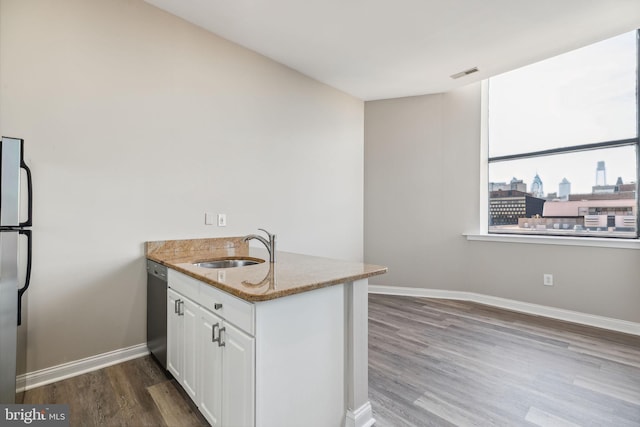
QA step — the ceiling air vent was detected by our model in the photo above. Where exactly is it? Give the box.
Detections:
[450,67,479,79]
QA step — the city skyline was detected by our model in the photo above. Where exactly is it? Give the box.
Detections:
[489,147,637,196]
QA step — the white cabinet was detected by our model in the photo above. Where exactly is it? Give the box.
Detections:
[221,320,254,427]
[198,308,223,426]
[168,272,255,427]
[166,288,198,400]
[166,289,181,379]
[198,308,254,427]
[182,296,199,399]
[166,268,362,427]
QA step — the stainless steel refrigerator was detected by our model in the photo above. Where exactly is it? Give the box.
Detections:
[0,136,33,404]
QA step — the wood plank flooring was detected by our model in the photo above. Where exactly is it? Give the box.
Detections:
[24,356,208,427]
[368,294,640,427]
[24,295,640,426]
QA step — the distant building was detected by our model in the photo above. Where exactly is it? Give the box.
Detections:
[582,178,637,199]
[558,178,571,200]
[569,192,636,201]
[509,177,526,192]
[592,184,616,194]
[543,199,636,230]
[544,199,636,218]
[531,174,544,199]
[489,190,545,226]
[544,180,637,232]
[596,160,607,186]
[615,179,635,196]
[489,177,526,193]
[591,161,614,193]
[490,166,637,235]
[489,182,509,192]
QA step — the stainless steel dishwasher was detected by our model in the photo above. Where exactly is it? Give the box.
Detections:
[146,260,167,369]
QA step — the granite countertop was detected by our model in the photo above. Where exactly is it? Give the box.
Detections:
[145,237,387,302]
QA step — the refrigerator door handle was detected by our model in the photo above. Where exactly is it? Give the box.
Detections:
[18,141,33,228]
[17,229,32,326]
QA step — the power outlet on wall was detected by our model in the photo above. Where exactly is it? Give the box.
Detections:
[217,213,227,227]
[543,274,554,286]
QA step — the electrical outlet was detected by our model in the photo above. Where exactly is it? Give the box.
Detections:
[543,274,554,286]
[217,213,227,227]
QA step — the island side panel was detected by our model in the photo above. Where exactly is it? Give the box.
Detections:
[254,284,346,427]
[345,279,375,427]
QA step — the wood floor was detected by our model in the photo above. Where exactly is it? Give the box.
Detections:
[369,294,640,427]
[24,356,208,427]
[24,295,640,426]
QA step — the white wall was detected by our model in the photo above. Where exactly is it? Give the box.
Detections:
[364,84,640,324]
[0,0,364,372]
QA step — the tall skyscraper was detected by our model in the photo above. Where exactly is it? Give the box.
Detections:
[559,178,571,200]
[596,161,606,186]
[531,174,544,199]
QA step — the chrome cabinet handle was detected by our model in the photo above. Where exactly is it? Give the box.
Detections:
[219,327,226,347]
[212,323,226,347]
[214,303,222,310]
[174,299,180,314]
[178,300,184,316]
[212,323,220,343]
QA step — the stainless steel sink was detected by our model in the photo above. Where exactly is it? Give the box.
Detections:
[193,258,263,269]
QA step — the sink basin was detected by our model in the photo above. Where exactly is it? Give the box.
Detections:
[193,258,264,269]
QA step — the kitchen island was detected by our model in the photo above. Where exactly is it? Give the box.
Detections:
[146,237,387,427]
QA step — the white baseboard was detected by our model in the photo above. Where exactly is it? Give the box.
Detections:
[369,285,640,336]
[345,401,375,427]
[20,343,150,390]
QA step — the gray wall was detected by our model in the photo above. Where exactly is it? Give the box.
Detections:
[1,0,364,372]
[364,84,640,323]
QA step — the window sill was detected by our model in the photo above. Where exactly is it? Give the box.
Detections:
[464,233,640,249]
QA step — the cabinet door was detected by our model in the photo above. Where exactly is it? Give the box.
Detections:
[181,297,199,400]
[222,322,255,427]
[198,308,223,427]
[166,289,182,381]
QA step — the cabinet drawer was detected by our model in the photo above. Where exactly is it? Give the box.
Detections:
[200,283,254,336]
[168,270,200,302]
[168,269,255,336]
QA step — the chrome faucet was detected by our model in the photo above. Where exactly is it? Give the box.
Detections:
[243,228,276,263]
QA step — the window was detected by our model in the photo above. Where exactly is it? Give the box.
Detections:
[487,30,639,239]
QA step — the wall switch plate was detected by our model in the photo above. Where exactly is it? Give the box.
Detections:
[205,213,214,225]
[543,274,554,286]
[217,213,227,227]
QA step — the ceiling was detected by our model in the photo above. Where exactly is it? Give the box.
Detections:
[144,0,640,101]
